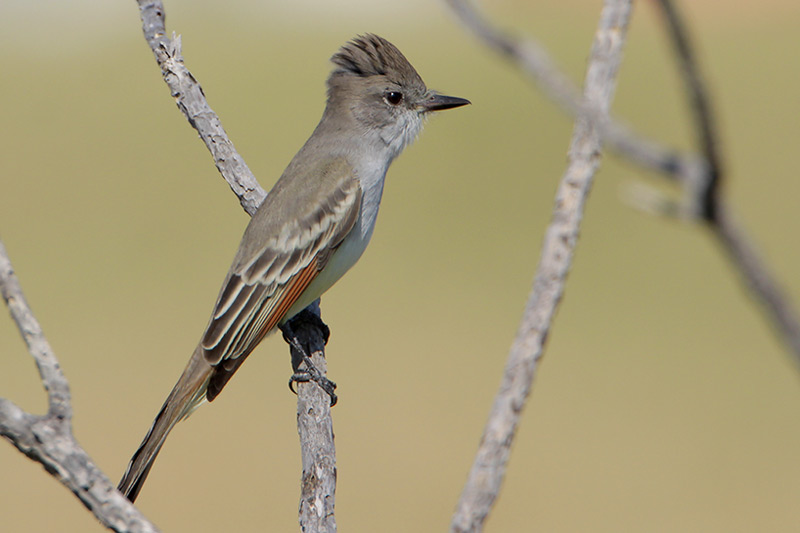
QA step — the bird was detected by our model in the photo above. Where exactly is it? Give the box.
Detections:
[118,33,469,502]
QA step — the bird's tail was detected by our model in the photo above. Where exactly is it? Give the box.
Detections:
[118,346,213,502]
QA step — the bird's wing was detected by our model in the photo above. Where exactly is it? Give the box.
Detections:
[118,159,361,500]
[201,160,362,400]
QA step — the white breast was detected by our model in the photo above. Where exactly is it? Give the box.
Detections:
[282,162,387,321]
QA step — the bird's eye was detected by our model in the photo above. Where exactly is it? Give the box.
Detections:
[385,91,403,105]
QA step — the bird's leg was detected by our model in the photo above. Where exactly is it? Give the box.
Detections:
[280,309,337,406]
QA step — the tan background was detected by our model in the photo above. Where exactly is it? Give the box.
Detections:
[2,0,799,531]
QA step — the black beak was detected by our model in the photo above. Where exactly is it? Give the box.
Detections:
[422,93,471,112]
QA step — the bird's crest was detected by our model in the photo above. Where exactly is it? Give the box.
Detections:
[331,34,424,88]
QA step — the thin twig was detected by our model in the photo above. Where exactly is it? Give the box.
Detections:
[0,241,160,533]
[136,0,265,215]
[714,205,800,361]
[654,0,800,366]
[0,247,69,418]
[443,0,691,180]
[134,1,337,527]
[655,0,722,221]
[449,2,634,531]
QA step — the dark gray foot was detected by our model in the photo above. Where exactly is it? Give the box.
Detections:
[280,311,337,406]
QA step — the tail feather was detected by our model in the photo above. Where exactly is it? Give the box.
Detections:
[118,347,213,502]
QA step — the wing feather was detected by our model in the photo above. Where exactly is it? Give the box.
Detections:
[204,281,260,347]
[207,260,321,400]
[198,159,362,400]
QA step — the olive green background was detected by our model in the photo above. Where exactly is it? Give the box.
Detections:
[2,1,799,531]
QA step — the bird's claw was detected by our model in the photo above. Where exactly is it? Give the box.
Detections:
[288,355,338,406]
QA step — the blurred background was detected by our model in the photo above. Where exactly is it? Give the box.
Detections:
[1,0,799,531]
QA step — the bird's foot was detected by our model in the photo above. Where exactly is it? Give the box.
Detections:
[288,357,338,407]
[280,312,337,406]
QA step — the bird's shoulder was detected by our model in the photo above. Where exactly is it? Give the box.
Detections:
[232,155,362,271]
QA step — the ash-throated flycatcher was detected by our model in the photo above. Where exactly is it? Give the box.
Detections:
[118,34,469,501]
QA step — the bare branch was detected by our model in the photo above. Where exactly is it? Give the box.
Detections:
[0,244,69,417]
[653,0,800,367]
[443,0,690,180]
[289,302,337,533]
[714,206,800,360]
[0,240,160,533]
[449,2,633,531]
[136,0,265,215]
[655,0,722,220]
